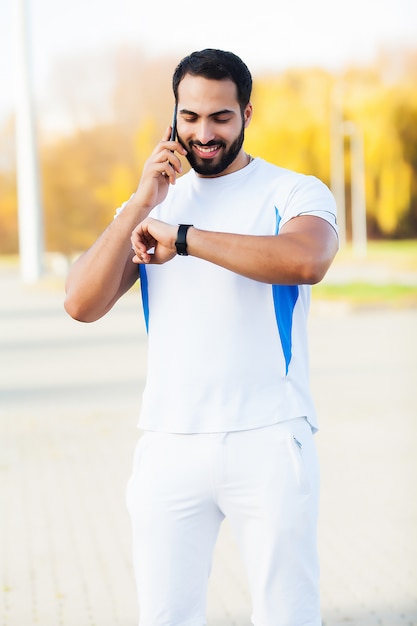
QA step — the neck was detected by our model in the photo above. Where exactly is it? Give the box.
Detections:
[212,151,253,178]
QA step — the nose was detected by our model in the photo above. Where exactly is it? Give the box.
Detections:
[194,119,215,145]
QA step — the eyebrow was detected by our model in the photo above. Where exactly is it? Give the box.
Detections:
[179,108,236,118]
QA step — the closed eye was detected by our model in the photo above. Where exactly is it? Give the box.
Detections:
[213,117,232,124]
[179,108,235,125]
[182,114,198,123]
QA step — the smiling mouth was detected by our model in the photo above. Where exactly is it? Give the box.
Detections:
[192,144,222,159]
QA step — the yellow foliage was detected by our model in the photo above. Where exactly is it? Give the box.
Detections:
[133,117,160,172]
[246,69,332,183]
[343,75,415,236]
[1,49,417,253]
[0,172,18,254]
[94,164,136,209]
[377,160,411,234]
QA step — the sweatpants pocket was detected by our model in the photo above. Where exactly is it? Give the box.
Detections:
[287,432,310,495]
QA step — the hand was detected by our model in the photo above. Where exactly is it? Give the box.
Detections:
[132,127,187,211]
[131,218,178,265]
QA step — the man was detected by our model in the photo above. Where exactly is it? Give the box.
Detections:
[65,49,338,626]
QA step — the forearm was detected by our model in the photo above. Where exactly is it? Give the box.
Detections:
[65,127,188,321]
[186,217,338,285]
[65,199,149,321]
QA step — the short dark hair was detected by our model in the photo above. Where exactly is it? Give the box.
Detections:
[172,49,252,111]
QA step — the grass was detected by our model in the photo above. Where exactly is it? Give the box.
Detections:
[313,240,417,308]
[2,240,417,307]
[313,281,417,307]
[331,239,417,271]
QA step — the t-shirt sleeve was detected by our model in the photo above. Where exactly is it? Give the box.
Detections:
[113,195,163,220]
[279,175,338,237]
[113,194,135,219]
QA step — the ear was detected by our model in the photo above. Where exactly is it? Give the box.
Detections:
[243,102,253,128]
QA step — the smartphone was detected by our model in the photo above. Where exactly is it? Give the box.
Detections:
[170,104,177,141]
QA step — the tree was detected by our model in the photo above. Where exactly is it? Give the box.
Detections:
[2,47,417,255]
[0,117,18,254]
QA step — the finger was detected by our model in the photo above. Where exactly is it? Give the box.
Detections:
[160,160,178,183]
[160,151,185,184]
[130,230,143,249]
[132,251,151,264]
[167,139,187,156]
[150,129,174,158]
[131,237,147,258]
[131,233,154,254]
[162,126,171,141]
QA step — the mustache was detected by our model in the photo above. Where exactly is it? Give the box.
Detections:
[189,139,226,148]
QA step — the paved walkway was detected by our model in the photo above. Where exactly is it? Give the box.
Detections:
[1,268,416,625]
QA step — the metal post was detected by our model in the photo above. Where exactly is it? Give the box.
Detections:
[330,82,346,247]
[14,0,44,283]
[344,121,367,257]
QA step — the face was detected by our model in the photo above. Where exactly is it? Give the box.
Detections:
[176,75,252,177]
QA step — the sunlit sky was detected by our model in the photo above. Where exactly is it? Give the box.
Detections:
[1,0,416,130]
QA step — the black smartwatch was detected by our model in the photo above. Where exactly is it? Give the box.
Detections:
[175,224,193,256]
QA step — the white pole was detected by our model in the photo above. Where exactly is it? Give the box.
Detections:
[344,121,367,257]
[14,0,44,283]
[330,82,346,247]
[351,127,367,257]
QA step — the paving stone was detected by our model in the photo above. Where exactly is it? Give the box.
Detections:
[1,270,416,625]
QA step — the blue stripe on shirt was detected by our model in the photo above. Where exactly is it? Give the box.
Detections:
[139,265,149,333]
[272,207,299,375]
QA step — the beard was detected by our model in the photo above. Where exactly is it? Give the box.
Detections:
[178,122,245,177]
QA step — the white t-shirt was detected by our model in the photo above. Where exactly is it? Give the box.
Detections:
[120,157,337,433]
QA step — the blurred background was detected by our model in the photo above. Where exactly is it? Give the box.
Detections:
[1,2,417,625]
[0,0,417,282]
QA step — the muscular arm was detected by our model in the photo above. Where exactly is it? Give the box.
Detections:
[64,199,148,322]
[131,214,338,285]
[64,127,187,322]
[189,215,338,284]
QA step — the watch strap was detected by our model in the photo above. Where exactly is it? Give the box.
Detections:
[175,224,193,256]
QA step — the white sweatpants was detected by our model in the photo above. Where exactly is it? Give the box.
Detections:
[126,418,321,626]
